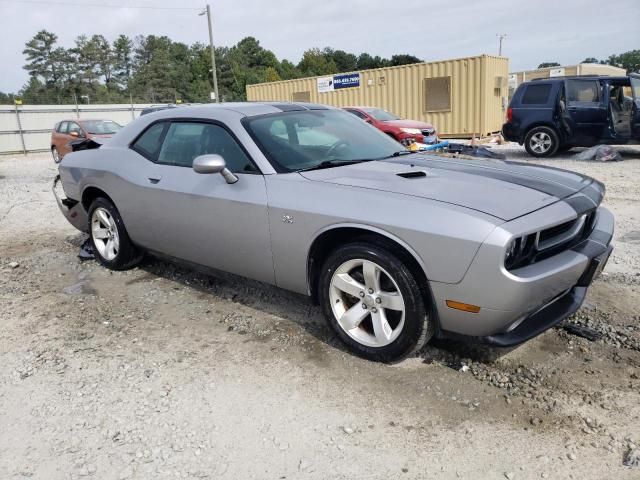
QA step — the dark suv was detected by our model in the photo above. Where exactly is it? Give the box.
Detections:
[503,74,639,157]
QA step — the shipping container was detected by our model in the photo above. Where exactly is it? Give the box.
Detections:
[246,55,509,138]
[509,63,627,97]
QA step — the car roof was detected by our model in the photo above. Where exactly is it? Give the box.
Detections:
[145,102,336,119]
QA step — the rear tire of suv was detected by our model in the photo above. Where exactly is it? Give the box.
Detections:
[52,147,61,164]
[524,126,559,157]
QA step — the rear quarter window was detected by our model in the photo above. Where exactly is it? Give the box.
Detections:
[131,122,167,161]
[521,84,552,105]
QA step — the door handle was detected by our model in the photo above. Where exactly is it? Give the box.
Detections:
[148,177,161,184]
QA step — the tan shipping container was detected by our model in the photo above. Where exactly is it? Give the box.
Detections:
[246,54,509,138]
[509,63,627,97]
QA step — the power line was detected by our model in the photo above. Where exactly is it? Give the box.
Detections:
[0,0,201,10]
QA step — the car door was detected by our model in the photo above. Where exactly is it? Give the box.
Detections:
[564,79,608,144]
[129,120,275,285]
[631,74,640,140]
[53,121,69,153]
[62,121,83,156]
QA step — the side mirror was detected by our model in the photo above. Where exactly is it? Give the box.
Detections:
[69,130,79,137]
[192,154,238,184]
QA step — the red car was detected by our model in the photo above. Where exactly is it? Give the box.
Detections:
[343,107,438,144]
[51,119,122,163]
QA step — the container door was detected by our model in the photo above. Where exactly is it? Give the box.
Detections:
[631,74,640,140]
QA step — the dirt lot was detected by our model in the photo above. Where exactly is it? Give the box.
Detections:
[1,146,639,480]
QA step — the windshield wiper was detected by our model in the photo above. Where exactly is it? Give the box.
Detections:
[390,150,413,157]
[296,159,369,172]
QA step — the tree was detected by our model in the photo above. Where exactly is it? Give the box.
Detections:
[23,30,62,85]
[327,49,357,72]
[537,62,561,68]
[277,59,302,80]
[263,66,281,83]
[297,48,337,76]
[112,35,133,91]
[604,49,640,74]
[0,92,15,104]
[356,53,388,70]
[389,54,421,66]
[581,57,600,64]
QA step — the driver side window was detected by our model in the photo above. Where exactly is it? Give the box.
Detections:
[157,121,258,173]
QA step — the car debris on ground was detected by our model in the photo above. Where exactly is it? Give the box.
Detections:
[574,145,623,162]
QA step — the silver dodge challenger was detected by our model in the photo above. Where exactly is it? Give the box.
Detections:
[53,103,614,362]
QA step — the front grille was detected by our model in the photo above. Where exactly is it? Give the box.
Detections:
[538,220,575,244]
[534,209,596,260]
[506,209,597,270]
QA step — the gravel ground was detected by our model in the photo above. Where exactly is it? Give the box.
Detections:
[1,145,639,480]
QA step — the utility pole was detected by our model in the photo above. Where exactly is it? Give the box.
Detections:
[497,33,507,56]
[201,4,220,103]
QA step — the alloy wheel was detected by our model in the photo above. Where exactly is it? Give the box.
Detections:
[530,132,552,154]
[91,207,119,261]
[329,258,406,347]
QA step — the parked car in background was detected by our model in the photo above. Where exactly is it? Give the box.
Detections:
[343,106,438,145]
[51,119,122,163]
[54,103,613,362]
[503,74,640,157]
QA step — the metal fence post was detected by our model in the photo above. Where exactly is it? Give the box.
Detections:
[73,93,80,119]
[14,104,26,155]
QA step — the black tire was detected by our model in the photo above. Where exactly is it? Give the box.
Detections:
[87,197,143,270]
[52,146,61,163]
[318,241,434,362]
[524,126,560,157]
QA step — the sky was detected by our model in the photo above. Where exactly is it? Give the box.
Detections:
[0,0,638,93]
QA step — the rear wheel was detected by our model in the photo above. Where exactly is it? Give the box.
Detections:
[524,126,559,157]
[88,197,143,270]
[318,242,433,362]
[52,147,60,163]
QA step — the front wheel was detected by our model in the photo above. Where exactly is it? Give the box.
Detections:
[88,197,143,270]
[318,242,434,362]
[524,126,560,157]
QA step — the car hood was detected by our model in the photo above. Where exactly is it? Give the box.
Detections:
[380,119,434,130]
[299,154,600,221]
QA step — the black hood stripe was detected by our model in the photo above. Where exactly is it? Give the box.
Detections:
[563,195,598,216]
[386,157,578,199]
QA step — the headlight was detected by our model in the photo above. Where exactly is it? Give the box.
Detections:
[400,128,422,135]
[504,234,536,270]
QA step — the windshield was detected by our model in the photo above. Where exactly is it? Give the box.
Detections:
[363,108,400,121]
[244,110,404,173]
[82,120,122,134]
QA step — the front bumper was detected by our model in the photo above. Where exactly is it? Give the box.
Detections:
[432,205,614,345]
[53,175,88,232]
[397,132,439,145]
